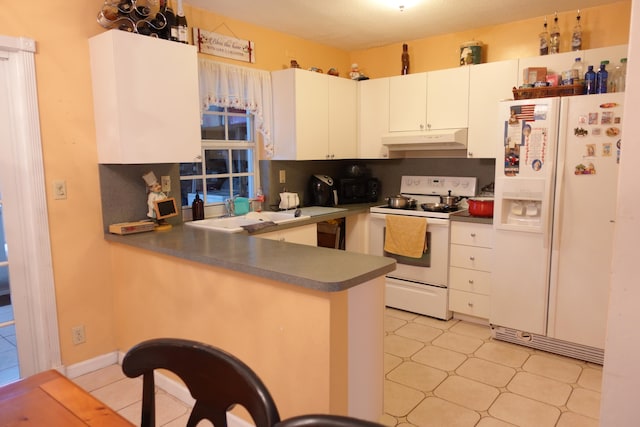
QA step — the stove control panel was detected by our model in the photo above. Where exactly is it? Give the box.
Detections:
[400,176,477,197]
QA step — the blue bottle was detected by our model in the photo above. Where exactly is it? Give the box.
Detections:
[597,61,609,94]
[584,65,596,94]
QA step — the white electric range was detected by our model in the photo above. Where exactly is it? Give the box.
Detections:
[369,176,477,319]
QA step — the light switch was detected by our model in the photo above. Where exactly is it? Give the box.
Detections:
[161,175,171,192]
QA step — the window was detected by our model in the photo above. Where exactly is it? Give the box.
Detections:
[179,106,258,207]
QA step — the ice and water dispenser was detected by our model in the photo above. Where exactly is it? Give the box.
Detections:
[494,178,547,231]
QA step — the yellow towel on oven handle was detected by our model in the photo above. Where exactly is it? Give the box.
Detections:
[384,215,427,258]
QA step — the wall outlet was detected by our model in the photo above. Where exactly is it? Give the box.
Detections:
[53,180,67,200]
[161,175,171,192]
[279,170,286,184]
[71,325,86,345]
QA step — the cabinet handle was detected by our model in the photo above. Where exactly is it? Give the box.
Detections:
[468,151,474,157]
[468,279,474,284]
[419,124,424,130]
[470,233,476,237]
[469,256,475,261]
[467,302,474,307]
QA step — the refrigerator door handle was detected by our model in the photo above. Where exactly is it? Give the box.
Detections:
[550,102,570,251]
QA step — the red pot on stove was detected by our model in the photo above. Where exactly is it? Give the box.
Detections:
[468,197,494,217]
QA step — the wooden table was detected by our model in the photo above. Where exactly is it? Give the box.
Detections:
[0,369,134,426]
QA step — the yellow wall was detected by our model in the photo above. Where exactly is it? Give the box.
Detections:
[0,0,631,366]
[352,1,631,78]
[111,243,353,419]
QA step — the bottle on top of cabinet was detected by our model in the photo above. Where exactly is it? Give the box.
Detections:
[550,12,560,54]
[571,10,582,51]
[571,57,585,84]
[539,17,549,55]
[401,44,410,75]
[584,65,597,94]
[609,58,628,93]
[174,0,188,43]
[596,61,609,94]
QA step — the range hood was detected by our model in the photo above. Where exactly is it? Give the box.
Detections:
[381,128,468,151]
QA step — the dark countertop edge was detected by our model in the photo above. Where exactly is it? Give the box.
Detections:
[450,210,494,225]
[105,204,396,293]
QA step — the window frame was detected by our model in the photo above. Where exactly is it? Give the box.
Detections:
[180,106,260,211]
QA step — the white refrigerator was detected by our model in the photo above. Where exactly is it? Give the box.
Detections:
[491,93,624,362]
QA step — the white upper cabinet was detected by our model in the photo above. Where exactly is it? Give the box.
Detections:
[389,67,469,132]
[89,30,201,164]
[329,76,358,159]
[389,73,427,132]
[426,66,469,129]
[271,68,357,160]
[467,59,518,158]
[358,78,390,159]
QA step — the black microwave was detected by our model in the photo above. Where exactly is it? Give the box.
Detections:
[337,177,380,204]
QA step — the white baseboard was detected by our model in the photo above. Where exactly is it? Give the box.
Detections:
[66,351,253,427]
[65,351,119,379]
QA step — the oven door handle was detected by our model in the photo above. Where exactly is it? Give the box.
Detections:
[369,212,450,226]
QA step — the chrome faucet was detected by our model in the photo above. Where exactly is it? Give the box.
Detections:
[225,198,235,217]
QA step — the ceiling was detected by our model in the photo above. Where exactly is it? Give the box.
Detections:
[187,0,622,50]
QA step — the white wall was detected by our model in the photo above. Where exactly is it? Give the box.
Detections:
[600,1,640,425]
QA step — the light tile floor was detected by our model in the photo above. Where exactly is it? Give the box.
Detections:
[0,303,19,386]
[68,307,602,427]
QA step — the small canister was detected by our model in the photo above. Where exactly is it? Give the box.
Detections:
[460,41,482,66]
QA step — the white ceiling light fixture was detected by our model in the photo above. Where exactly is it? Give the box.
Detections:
[378,0,420,11]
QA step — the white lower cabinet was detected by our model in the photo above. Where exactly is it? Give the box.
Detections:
[256,224,317,246]
[449,221,493,319]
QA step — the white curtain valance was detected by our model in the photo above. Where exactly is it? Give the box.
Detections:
[198,58,273,157]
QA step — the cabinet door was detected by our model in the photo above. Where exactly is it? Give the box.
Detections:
[89,30,201,164]
[328,77,357,159]
[426,66,469,129]
[294,71,329,160]
[468,59,518,158]
[389,73,427,132]
[257,224,317,246]
[271,69,329,160]
[358,78,389,159]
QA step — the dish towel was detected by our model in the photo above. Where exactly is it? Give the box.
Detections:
[384,216,427,258]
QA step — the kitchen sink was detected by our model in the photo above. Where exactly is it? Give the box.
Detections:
[186,210,310,233]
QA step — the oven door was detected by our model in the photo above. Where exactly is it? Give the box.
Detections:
[369,213,450,287]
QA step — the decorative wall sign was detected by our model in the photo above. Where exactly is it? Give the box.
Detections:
[193,28,255,63]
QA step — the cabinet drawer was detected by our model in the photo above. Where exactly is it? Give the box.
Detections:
[451,222,493,248]
[450,245,493,272]
[449,289,490,319]
[449,267,491,295]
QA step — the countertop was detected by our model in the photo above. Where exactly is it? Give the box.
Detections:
[105,203,395,292]
[450,210,494,225]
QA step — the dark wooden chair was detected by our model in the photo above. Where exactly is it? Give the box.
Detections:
[121,338,280,427]
[275,414,385,427]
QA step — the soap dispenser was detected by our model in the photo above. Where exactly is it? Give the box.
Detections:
[192,192,204,221]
